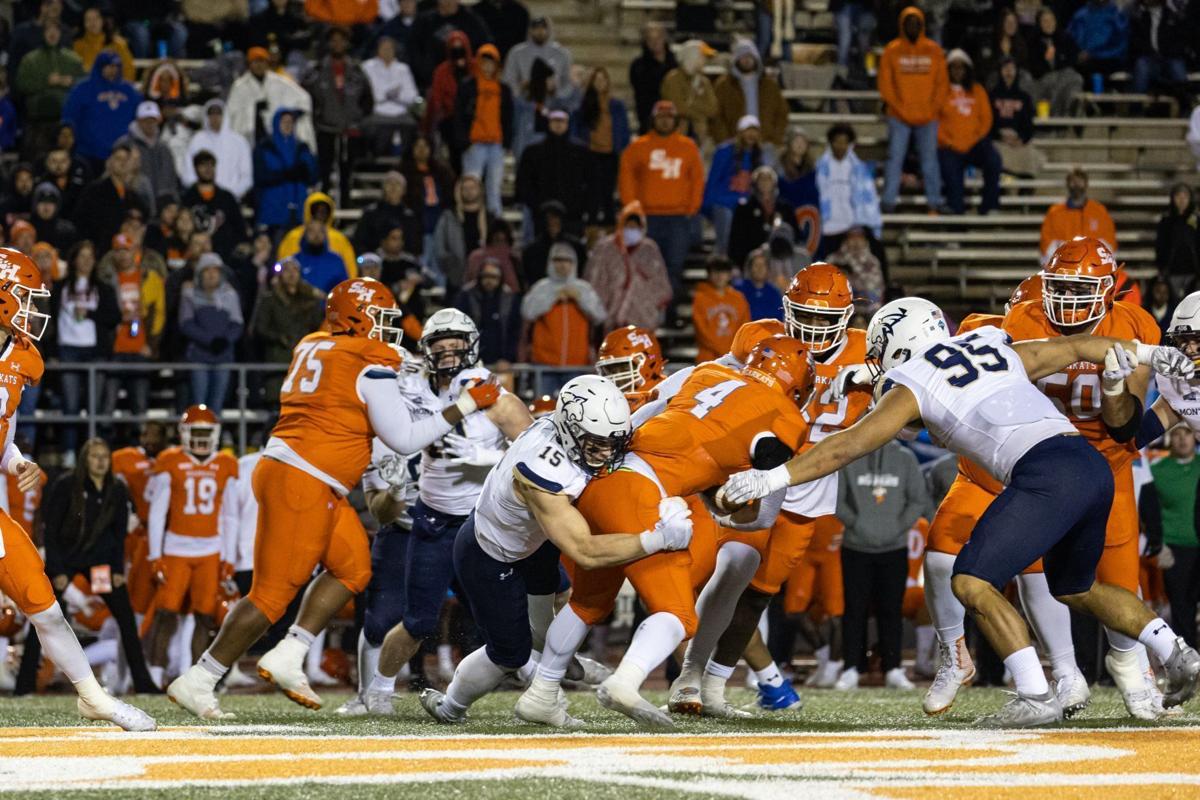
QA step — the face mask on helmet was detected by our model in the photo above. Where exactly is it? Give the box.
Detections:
[181,423,219,457]
[420,331,479,380]
[784,302,852,353]
[596,352,646,394]
[564,423,631,475]
[8,283,50,341]
[1167,328,1200,366]
[1040,273,1112,328]
[367,304,405,347]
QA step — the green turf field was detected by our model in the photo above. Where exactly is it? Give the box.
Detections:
[0,687,1197,799]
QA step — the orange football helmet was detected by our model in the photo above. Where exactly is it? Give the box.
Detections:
[596,325,664,395]
[529,394,556,418]
[729,318,787,365]
[741,335,816,408]
[1040,237,1118,328]
[325,277,404,346]
[783,263,854,353]
[0,247,50,341]
[1006,273,1043,312]
[180,404,220,457]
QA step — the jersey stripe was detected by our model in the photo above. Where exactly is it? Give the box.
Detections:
[515,461,564,494]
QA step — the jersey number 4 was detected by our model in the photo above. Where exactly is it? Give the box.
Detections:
[690,379,745,419]
[923,335,1009,387]
[281,340,337,394]
[183,475,218,516]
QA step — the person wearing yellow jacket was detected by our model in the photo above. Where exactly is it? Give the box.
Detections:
[878,6,947,212]
[274,191,358,278]
[936,49,1002,216]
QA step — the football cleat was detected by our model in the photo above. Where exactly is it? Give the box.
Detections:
[756,680,803,712]
[1160,637,1200,708]
[1054,670,1091,718]
[258,642,323,710]
[514,680,584,729]
[597,675,674,729]
[885,668,915,690]
[976,690,1063,728]
[335,695,368,716]
[362,687,396,715]
[701,693,755,719]
[419,688,467,724]
[168,667,235,720]
[667,673,704,715]
[815,659,843,689]
[833,667,860,691]
[923,637,976,715]
[79,694,157,732]
[1106,651,1161,721]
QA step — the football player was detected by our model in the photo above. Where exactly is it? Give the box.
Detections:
[112,422,169,627]
[721,297,1200,726]
[419,375,694,725]
[0,248,155,730]
[352,309,533,715]
[596,325,667,411]
[168,278,502,719]
[145,406,239,686]
[518,338,811,728]
[1003,237,1167,719]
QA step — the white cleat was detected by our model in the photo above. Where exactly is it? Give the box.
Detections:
[168,667,235,720]
[833,667,859,691]
[815,660,843,689]
[514,681,584,728]
[362,687,396,715]
[885,668,916,690]
[258,643,322,710]
[1106,651,1161,721]
[923,637,976,715]
[574,655,612,686]
[79,694,157,732]
[700,686,754,719]
[977,690,1063,728]
[1054,670,1091,718]
[597,675,674,729]
[335,695,368,716]
[1160,637,1200,709]
[667,671,703,715]
[419,688,467,724]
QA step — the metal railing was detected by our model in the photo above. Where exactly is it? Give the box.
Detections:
[36,361,607,453]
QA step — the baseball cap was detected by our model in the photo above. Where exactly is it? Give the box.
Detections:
[136,101,161,121]
[548,109,569,122]
[737,114,761,132]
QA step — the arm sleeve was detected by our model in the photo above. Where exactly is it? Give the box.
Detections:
[0,416,21,474]
[146,472,170,561]
[360,372,454,455]
[218,478,239,564]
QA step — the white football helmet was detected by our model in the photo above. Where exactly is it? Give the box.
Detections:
[420,308,480,380]
[553,375,632,475]
[866,297,950,373]
[1167,291,1200,365]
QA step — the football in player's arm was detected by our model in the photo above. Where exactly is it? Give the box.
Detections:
[721,334,1192,504]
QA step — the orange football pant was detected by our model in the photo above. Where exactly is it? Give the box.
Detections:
[0,511,55,615]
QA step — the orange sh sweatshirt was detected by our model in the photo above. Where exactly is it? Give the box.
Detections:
[692,281,751,363]
[878,7,948,128]
[1040,200,1118,261]
[531,300,592,366]
[618,130,705,217]
[937,83,992,153]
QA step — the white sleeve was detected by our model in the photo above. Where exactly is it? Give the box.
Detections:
[360,372,454,455]
[146,473,171,561]
[0,417,21,474]
[218,478,240,564]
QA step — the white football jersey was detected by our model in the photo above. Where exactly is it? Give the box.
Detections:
[1155,373,1200,435]
[473,417,590,563]
[398,366,508,517]
[362,437,422,530]
[886,327,1076,484]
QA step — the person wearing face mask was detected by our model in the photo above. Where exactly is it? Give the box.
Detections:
[521,242,608,390]
[1039,166,1117,263]
[582,201,672,331]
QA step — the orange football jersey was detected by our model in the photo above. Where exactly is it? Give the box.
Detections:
[803,328,871,450]
[1003,300,1159,471]
[151,446,238,538]
[112,446,155,523]
[270,331,403,491]
[953,313,1006,494]
[0,337,42,449]
[3,469,44,536]
[632,362,810,496]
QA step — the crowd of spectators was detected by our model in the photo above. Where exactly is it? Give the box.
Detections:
[0,0,1195,460]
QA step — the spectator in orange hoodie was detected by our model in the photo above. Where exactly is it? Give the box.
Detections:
[878,7,947,212]
[455,44,513,217]
[1040,167,1117,262]
[522,242,608,393]
[618,99,705,303]
[936,50,1002,216]
[692,254,750,363]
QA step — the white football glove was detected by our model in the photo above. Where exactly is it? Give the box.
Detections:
[442,433,504,467]
[376,454,408,500]
[1136,341,1195,380]
[1101,345,1137,396]
[639,497,693,554]
[828,364,872,403]
[717,465,791,507]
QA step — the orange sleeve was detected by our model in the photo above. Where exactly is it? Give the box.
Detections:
[1099,206,1117,251]
[1040,207,1057,258]
[877,49,899,117]
[930,50,949,113]
[975,85,993,144]
[618,142,639,208]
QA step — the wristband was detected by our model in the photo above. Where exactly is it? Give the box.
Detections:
[1101,378,1126,397]
[454,392,478,417]
[1134,341,1156,366]
[766,464,791,493]
[639,529,662,555]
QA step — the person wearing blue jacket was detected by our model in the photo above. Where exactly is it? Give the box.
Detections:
[1067,0,1129,77]
[734,246,785,319]
[60,50,141,169]
[703,115,767,256]
[292,221,349,293]
[253,108,318,233]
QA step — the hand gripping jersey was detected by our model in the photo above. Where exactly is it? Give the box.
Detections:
[784,328,871,516]
[362,437,422,530]
[398,366,507,516]
[885,327,1076,484]
[632,362,810,497]
[473,417,591,563]
[1003,300,1160,473]
[265,331,403,494]
[147,446,239,560]
[112,446,156,526]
